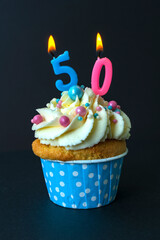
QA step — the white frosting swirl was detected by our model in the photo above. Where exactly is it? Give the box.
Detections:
[32,87,131,150]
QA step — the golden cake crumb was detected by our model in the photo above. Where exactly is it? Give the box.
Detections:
[32,139,126,161]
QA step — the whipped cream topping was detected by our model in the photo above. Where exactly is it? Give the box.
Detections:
[32,87,131,150]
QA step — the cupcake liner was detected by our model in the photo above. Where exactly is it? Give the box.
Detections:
[40,150,128,209]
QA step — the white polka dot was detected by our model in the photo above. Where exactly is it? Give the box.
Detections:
[72,171,78,177]
[42,163,44,168]
[98,174,101,179]
[79,192,85,197]
[62,202,66,207]
[49,193,51,198]
[95,181,99,186]
[76,182,82,187]
[104,193,108,199]
[109,196,112,201]
[116,175,119,180]
[110,174,114,180]
[119,164,122,169]
[99,189,102,194]
[91,196,96,201]
[85,188,90,193]
[97,203,102,207]
[46,172,48,177]
[82,164,87,169]
[103,179,108,185]
[60,162,64,165]
[45,178,47,183]
[83,202,87,207]
[116,186,118,190]
[49,187,52,192]
[60,192,65,197]
[70,163,74,166]
[72,204,77,208]
[55,187,59,192]
[88,173,94,178]
[49,180,51,186]
[49,172,53,177]
[71,194,74,199]
[51,163,54,168]
[54,195,58,201]
[114,163,117,168]
[60,181,65,187]
[103,164,108,170]
[113,185,116,190]
[59,171,65,176]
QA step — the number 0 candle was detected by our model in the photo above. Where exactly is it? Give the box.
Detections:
[48,35,78,92]
[91,33,113,96]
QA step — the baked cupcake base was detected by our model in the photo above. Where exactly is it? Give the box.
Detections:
[32,139,126,161]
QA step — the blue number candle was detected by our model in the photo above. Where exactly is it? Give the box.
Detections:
[51,51,78,91]
[48,36,78,92]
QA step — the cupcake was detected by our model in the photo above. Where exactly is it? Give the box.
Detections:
[31,85,131,209]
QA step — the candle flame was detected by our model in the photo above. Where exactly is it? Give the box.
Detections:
[96,33,103,52]
[48,35,56,53]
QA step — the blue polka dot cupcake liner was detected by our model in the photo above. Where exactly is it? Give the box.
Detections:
[40,150,128,209]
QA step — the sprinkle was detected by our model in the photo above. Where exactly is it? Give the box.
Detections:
[57,104,61,108]
[94,113,99,118]
[56,99,60,103]
[81,85,85,89]
[108,105,112,110]
[104,107,107,111]
[78,116,83,121]
[96,106,102,111]
[85,103,90,107]
[112,119,117,124]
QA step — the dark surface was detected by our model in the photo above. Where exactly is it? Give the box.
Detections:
[1,139,159,240]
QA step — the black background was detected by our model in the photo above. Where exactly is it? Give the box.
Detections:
[0,0,159,239]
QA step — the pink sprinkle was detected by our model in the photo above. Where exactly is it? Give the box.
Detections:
[57,104,61,108]
[117,105,121,109]
[112,119,117,124]
[116,111,121,115]
[96,106,102,111]
[75,106,87,116]
[59,116,70,127]
[31,115,43,125]
[58,100,62,105]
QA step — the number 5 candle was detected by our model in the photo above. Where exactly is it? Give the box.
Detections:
[48,35,78,92]
[91,33,113,96]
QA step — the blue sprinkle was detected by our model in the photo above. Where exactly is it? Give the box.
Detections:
[56,99,60,103]
[85,103,90,107]
[78,116,83,121]
[61,93,63,96]
[104,107,107,110]
[108,106,112,110]
[94,113,98,118]
[81,85,85,89]
[114,108,120,112]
